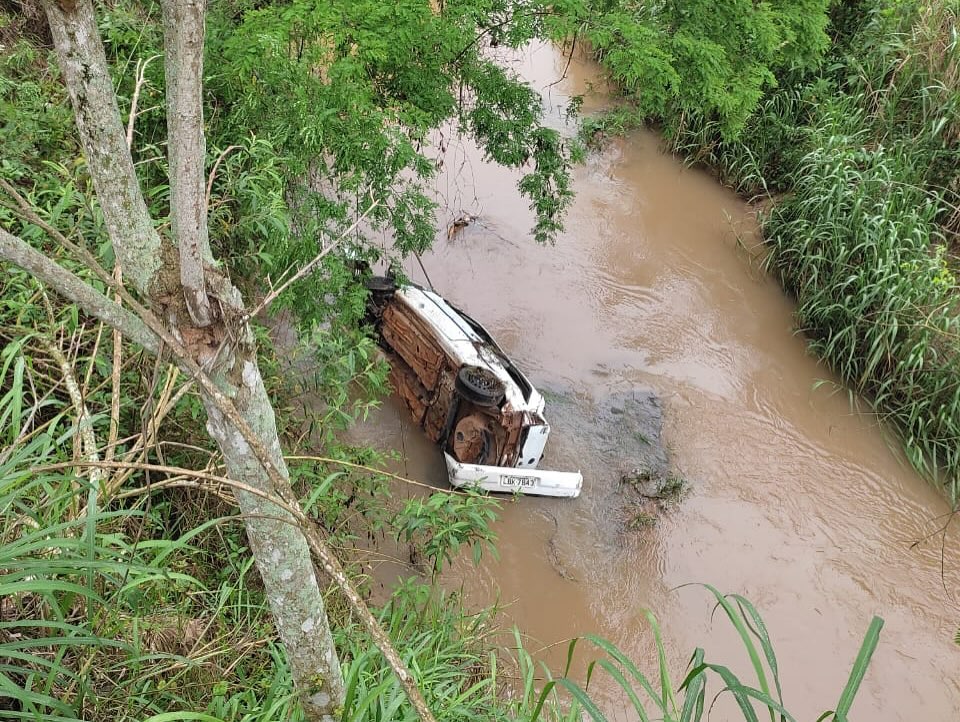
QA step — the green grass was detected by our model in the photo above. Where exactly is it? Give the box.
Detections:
[520,586,883,722]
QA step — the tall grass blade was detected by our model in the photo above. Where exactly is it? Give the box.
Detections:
[704,663,797,722]
[679,648,706,722]
[585,634,668,717]
[555,678,608,722]
[645,609,678,718]
[596,659,650,722]
[832,616,884,722]
[728,593,786,718]
[529,679,558,722]
[701,584,773,717]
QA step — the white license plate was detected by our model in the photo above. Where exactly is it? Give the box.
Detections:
[502,475,538,488]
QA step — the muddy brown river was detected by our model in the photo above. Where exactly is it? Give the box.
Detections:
[351,43,960,720]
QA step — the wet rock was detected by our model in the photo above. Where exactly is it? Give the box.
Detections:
[591,388,684,531]
[514,385,675,580]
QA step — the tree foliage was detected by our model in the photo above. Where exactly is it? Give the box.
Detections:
[546,0,832,138]
[93,0,577,267]
[655,0,960,496]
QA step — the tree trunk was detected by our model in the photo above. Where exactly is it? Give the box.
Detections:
[162,0,213,327]
[202,341,345,718]
[41,0,162,296]
[39,1,347,716]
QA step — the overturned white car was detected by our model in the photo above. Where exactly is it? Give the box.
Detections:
[365,277,582,498]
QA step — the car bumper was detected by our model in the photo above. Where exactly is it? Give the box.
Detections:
[444,453,583,499]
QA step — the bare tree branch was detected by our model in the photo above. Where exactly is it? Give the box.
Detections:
[35,460,296,513]
[106,265,125,466]
[126,54,162,151]
[205,145,243,211]
[0,181,176,356]
[286,455,465,495]
[40,0,164,296]
[0,229,161,355]
[247,197,380,319]
[37,332,103,519]
[162,0,213,327]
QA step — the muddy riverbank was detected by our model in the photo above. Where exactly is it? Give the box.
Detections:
[352,43,960,721]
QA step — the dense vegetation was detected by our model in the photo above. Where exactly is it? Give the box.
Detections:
[2,0,885,720]
[569,0,960,499]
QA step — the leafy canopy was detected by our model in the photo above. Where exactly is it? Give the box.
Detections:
[206,0,576,264]
[5,0,576,319]
[546,0,832,138]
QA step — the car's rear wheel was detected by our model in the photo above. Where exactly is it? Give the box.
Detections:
[363,275,397,326]
[364,275,397,293]
[452,413,495,464]
[455,365,505,407]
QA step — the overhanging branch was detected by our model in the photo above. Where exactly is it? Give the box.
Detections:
[0,229,161,355]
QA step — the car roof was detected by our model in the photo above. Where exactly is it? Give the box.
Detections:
[395,284,544,413]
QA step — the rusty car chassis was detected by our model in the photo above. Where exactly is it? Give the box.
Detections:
[366,277,582,498]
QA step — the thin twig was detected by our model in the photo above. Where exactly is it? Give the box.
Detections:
[285,454,463,495]
[0,189,68,248]
[105,368,191,498]
[205,145,242,211]
[36,459,299,515]
[246,196,380,320]
[413,251,436,292]
[81,318,104,399]
[450,9,549,65]
[126,55,161,151]
[105,264,124,466]
[546,31,579,89]
[36,335,104,517]
[36,447,442,722]
[117,478,237,505]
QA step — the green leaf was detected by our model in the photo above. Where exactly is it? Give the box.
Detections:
[833,616,884,722]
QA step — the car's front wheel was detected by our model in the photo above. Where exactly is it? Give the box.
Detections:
[455,365,505,407]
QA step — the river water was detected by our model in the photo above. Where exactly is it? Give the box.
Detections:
[353,43,960,720]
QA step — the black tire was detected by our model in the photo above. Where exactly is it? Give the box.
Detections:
[363,275,397,328]
[364,275,397,293]
[455,365,505,407]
